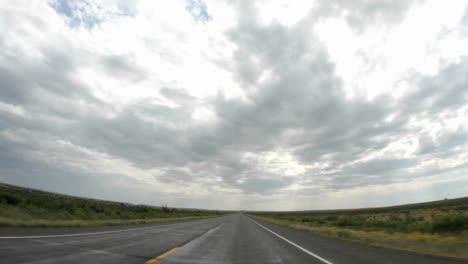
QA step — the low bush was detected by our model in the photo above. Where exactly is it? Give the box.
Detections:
[431,215,468,233]
[252,197,468,236]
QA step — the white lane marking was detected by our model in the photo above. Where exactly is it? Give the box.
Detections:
[248,218,334,264]
[0,219,221,239]
[0,225,175,239]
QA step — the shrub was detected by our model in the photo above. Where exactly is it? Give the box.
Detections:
[431,215,468,233]
[337,216,366,227]
[1,194,22,205]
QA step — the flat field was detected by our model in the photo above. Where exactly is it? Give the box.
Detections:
[251,197,468,261]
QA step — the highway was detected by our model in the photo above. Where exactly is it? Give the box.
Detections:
[0,213,465,264]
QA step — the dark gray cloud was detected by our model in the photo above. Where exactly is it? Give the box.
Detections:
[237,176,291,194]
[0,66,33,104]
[0,143,165,206]
[417,129,468,157]
[348,158,418,175]
[331,0,423,30]
[160,87,197,105]
[100,55,146,82]
[401,58,468,116]
[0,40,100,108]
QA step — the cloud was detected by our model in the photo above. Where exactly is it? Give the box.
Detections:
[328,0,423,30]
[1,0,468,209]
[401,58,468,116]
[417,128,468,157]
[349,158,418,176]
[0,66,33,104]
[238,176,292,194]
[100,55,146,82]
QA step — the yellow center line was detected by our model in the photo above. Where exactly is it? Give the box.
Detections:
[144,247,179,264]
[144,223,223,263]
[208,223,223,233]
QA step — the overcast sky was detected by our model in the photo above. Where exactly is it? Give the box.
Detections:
[1,0,468,210]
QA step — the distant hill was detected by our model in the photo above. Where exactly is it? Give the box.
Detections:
[249,196,468,215]
[0,183,226,227]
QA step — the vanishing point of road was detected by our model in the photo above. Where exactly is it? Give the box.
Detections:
[0,213,465,264]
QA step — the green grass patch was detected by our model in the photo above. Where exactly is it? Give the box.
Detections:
[0,183,226,227]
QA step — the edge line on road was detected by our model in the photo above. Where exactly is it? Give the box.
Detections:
[0,224,179,239]
[0,218,220,239]
[248,217,334,264]
[144,247,179,264]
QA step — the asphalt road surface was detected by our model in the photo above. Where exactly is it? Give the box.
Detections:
[0,213,465,264]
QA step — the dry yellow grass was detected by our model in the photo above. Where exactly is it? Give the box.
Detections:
[252,215,468,261]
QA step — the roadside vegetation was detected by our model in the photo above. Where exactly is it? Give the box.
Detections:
[250,197,468,261]
[0,183,225,227]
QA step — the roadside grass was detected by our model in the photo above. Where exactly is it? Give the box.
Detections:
[251,215,468,261]
[0,215,220,228]
[0,183,226,227]
[249,197,468,261]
